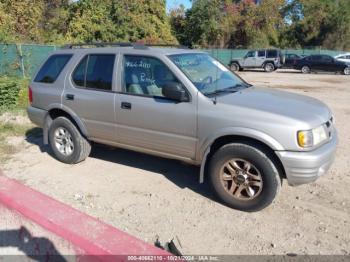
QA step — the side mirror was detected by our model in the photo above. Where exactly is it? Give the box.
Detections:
[162,82,189,102]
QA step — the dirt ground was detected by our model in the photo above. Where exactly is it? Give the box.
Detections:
[2,70,350,255]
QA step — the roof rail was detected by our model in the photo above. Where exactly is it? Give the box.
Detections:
[61,42,190,50]
[62,42,133,49]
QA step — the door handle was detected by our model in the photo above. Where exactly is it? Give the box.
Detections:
[121,102,132,110]
[66,94,74,101]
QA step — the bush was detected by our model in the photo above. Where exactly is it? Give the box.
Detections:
[0,77,28,112]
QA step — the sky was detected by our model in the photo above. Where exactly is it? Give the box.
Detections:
[166,0,192,11]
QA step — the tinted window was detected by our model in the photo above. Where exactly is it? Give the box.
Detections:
[72,54,115,90]
[246,51,255,58]
[123,55,182,97]
[258,50,265,57]
[266,50,277,58]
[72,56,88,87]
[321,55,332,63]
[347,56,350,59]
[34,54,72,83]
[311,55,322,61]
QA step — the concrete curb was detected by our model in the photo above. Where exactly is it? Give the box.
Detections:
[0,172,170,260]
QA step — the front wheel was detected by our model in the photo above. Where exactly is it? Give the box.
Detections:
[230,62,240,72]
[48,117,91,164]
[344,67,350,75]
[209,143,281,212]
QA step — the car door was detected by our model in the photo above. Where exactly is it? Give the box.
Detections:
[63,53,117,142]
[256,50,266,67]
[115,54,197,159]
[242,51,257,67]
[311,55,323,71]
[320,55,335,72]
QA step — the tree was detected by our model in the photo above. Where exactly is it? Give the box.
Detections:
[0,0,45,42]
[280,0,350,50]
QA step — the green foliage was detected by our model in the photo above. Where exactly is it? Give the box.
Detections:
[281,0,350,50]
[170,0,350,50]
[0,0,349,50]
[0,77,23,111]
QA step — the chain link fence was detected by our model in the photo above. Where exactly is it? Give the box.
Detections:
[0,44,346,78]
[0,44,57,78]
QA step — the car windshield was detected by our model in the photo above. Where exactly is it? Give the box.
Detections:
[168,53,249,96]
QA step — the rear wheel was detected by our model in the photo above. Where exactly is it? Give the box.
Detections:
[301,65,311,74]
[48,117,91,164]
[209,143,281,212]
[230,62,240,72]
[344,67,350,75]
[264,63,275,72]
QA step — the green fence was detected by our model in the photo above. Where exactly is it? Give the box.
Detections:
[0,44,57,78]
[0,44,346,78]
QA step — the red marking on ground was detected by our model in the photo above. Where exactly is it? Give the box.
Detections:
[0,172,170,260]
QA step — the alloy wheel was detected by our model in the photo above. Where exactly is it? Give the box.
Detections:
[54,127,74,156]
[219,158,263,201]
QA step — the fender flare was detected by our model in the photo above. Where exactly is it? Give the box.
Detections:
[198,127,285,183]
[43,105,89,145]
[229,60,241,67]
[262,60,276,67]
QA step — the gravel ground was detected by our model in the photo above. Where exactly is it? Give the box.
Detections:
[2,70,350,255]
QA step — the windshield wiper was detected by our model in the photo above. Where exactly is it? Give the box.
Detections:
[204,83,249,96]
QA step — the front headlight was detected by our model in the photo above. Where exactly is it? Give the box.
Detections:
[297,125,328,148]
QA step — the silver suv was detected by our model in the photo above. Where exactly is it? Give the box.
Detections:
[229,49,284,72]
[27,43,337,211]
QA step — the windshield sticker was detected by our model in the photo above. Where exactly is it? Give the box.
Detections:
[126,61,151,69]
[212,60,229,72]
[140,73,155,85]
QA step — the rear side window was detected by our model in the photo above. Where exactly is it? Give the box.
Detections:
[72,54,115,91]
[258,50,265,57]
[266,50,277,58]
[311,55,322,61]
[34,54,72,83]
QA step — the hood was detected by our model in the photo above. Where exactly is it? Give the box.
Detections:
[215,86,331,128]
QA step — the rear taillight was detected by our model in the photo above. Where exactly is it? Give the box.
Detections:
[29,86,33,104]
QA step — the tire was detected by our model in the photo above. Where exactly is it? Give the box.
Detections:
[209,142,281,212]
[264,62,275,72]
[48,117,91,164]
[301,65,311,74]
[344,67,350,75]
[230,62,240,72]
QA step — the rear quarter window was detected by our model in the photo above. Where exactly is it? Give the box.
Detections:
[266,50,277,58]
[34,54,72,83]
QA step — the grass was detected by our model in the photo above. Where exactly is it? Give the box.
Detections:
[0,111,36,163]
[0,77,33,163]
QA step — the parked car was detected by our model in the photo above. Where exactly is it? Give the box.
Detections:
[28,43,338,212]
[294,54,350,75]
[334,53,350,63]
[228,49,284,72]
[282,53,302,69]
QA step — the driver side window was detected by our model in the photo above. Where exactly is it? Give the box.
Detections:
[123,55,183,97]
[246,51,256,58]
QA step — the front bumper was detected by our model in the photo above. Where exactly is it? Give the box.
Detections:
[276,131,338,186]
